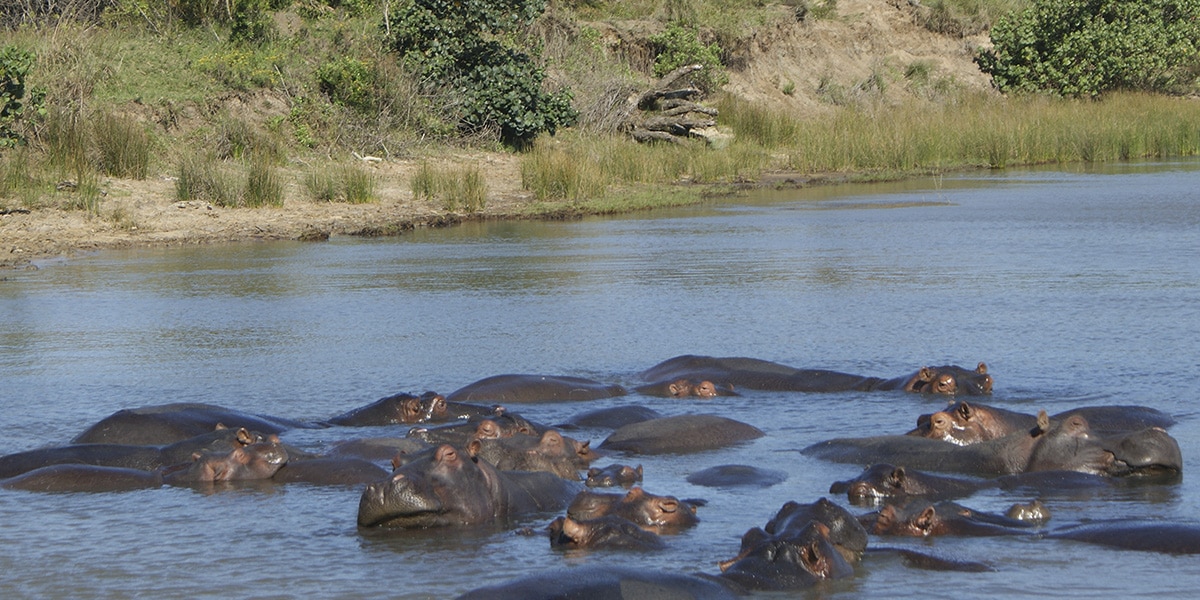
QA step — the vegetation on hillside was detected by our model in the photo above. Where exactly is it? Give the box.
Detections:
[1,0,1198,219]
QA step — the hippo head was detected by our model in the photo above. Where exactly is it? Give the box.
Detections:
[616,487,700,530]
[357,445,503,528]
[869,502,945,537]
[718,521,855,591]
[829,464,913,505]
[418,392,448,422]
[912,401,1013,445]
[763,498,867,563]
[585,464,643,488]
[666,379,738,398]
[905,363,993,395]
[168,435,289,483]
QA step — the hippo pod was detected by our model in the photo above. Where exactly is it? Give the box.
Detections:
[445,374,627,404]
[910,401,1178,446]
[357,444,581,529]
[716,498,865,592]
[804,412,1183,477]
[639,355,993,395]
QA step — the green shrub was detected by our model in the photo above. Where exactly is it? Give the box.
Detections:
[382,0,578,148]
[649,22,728,94]
[976,0,1200,97]
[316,57,378,113]
[1,46,44,148]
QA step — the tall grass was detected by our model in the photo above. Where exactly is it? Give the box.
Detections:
[411,162,489,212]
[715,91,1200,174]
[92,111,151,179]
[304,164,378,204]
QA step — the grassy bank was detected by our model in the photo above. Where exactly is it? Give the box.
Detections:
[2,1,1199,223]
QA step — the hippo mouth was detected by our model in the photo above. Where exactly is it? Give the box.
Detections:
[357,476,447,528]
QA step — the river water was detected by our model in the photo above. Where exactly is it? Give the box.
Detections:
[1,160,1198,598]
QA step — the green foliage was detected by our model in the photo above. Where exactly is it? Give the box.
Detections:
[230,0,274,45]
[1,46,45,149]
[648,22,728,94]
[976,0,1200,97]
[316,57,377,113]
[382,0,578,148]
[92,112,151,179]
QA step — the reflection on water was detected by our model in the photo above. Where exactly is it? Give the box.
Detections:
[1,159,1199,598]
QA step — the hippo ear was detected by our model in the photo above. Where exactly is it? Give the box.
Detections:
[492,405,506,416]
[634,465,644,477]
[190,452,203,462]
[1034,410,1051,435]
[916,506,937,533]
[467,439,483,459]
[890,467,907,485]
[390,454,403,471]
[231,448,250,465]
[214,423,228,431]
[918,367,937,382]
[956,402,974,421]
[976,362,988,374]
[236,428,255,445]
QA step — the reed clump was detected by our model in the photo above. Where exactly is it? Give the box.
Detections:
[304,164,377,204]
[411,162,488,213]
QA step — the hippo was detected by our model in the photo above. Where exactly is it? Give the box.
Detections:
[599,414,764,455]
[445,374,627,404]
[687,464,787,489]
[1,464,164,492]
[72,402,318,445]
[1005,499,1051,525]
[470,429,597,480]
[861,499,1042,537]
[547,514,667,551]
[162,435,289,484]
[0,426,276,480]
[567,487,701,531]
[408,413,546,447]
[803,411,1183,477]
[634,379,738,398]
[327,391,499,426]
[639,355,992,395]
[356,444,581,528]
[716,498,864,591]
[271,457,389,486]
[561,405,663,430]
[828,463,995,505]
[910,401,1178,445]
[586,463,643,488]
[1046,520,1200,554]
[455,566,740,600]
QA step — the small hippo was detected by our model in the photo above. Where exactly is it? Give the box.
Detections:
[567,487,701,531]
[548,515,666,551]
[585,464,643,488]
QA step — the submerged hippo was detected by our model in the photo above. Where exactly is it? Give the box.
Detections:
[163,435,289,484]
[687,464,787,489]
[910,401,1177,445]
[1,464,164,492]
[829,463,994,505]
[455,566,739,600]
[547,515,666,551]
[445,374,627,404]
[470,429,597,480]
[1046,520,1200,554]
[0,426,276,480]
[561,405,663,430]
[585,463,643,488]
[567,487,701,531]
[640,355,993,395]
[861,499,1043,537]
[599,414,764,455]
[72,402,317,445]
[356,444,580,528]
[634,379,738,399]
[328,391,498,426]
[270,457,389,486]
[804,412,1183,477]
[408,413,546,447]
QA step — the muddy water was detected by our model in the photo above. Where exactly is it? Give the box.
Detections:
[1,159,1198,598]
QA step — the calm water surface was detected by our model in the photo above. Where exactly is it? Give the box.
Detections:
[2,160,1199,598]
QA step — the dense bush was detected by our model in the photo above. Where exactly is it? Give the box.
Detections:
[976,0,1200,97]
[382,0,577,148]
